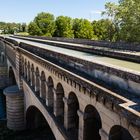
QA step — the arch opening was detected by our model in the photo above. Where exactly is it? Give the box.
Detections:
[40,71,46,100]
[1,53,5,63]
[24,59,27,79]
[83,105,102,140]
[9,66,16,85]
[35,67,40,95]
[26,106,56,140]
[47,76,54,111]
[27,61,30,82]
[55,83,64,124]
[67,92,79,139]
[31,64,35,88]
[21,57,24,75]
[109,125,134,140]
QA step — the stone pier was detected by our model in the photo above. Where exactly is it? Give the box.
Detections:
[4,85,25,131]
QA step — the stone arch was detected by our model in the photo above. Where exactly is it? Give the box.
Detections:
[109,125,134,140]
[24,59,27,78]
[67,92,79,139]
[54,83,64,124]
[9,66,16,85]
[30,64,35,87]
[1,52,5,63]
[40,71,46,99]
[21,57,24,75]
[35,67,40,95]
[46,76,54,111]
[83,105,102,140]
[27,61,30,82]
[26,106,56,140]
[0,52,1,63]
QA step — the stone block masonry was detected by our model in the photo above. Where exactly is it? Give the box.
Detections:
[4,85,25,131]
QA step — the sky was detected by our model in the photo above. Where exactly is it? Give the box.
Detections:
[0,0,118,23]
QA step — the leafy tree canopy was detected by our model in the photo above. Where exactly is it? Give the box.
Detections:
[34,12,55,36]
[54,16,74,38]
[73,18,93,39]
[28,22,42,36]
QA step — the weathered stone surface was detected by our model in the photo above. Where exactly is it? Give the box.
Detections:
[4,85,25,131]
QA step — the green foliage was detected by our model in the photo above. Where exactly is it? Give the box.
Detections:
[34,12,55,37]
[0,22,27,34]
[92,19,116,41]
[73,18,93,39]
[2,0,140,43]
[28,22,42,36]
[103,0,140,42]
[102,2,120,41]
[118,0,140,42]
[54,16,74,38]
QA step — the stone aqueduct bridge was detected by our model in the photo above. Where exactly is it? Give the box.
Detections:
[0,36,140,140]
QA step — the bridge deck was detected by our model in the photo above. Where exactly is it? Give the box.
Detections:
[8,36,140,73]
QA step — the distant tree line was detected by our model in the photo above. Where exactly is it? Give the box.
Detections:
[28,12,117,41]
[28,0,140,42]
[0,22,27,34]
[0,0,140,43]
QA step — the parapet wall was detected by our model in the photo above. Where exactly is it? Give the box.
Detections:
[15,35,140,51]
[12,36,140,63]
[19,42,140,97]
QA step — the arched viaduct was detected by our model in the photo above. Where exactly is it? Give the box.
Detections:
[0,36,140,140]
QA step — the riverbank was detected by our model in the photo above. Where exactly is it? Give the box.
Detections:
[0,120,54,140]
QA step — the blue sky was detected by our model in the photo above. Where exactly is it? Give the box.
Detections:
[0,0,118,23]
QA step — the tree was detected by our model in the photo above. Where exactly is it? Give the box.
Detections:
[54,16,74,38]
[103,0,140,42]
[21,23,27,32]
[92,19,116,41]
[28,22,42,35]
[102,2,120,41]
[34,12,55,37]
[118,0,140,42]
[73,18,93,39]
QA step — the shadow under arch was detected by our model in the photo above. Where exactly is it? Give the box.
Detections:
[40,71,46,99]
[83,104,102,140]
[55,83,64,124]
[9,66,16,85]
[47,76,54,110]
[35,67,40,94]
[67,92,79,140]
[109,125,134,140]
[26,105,56,140]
